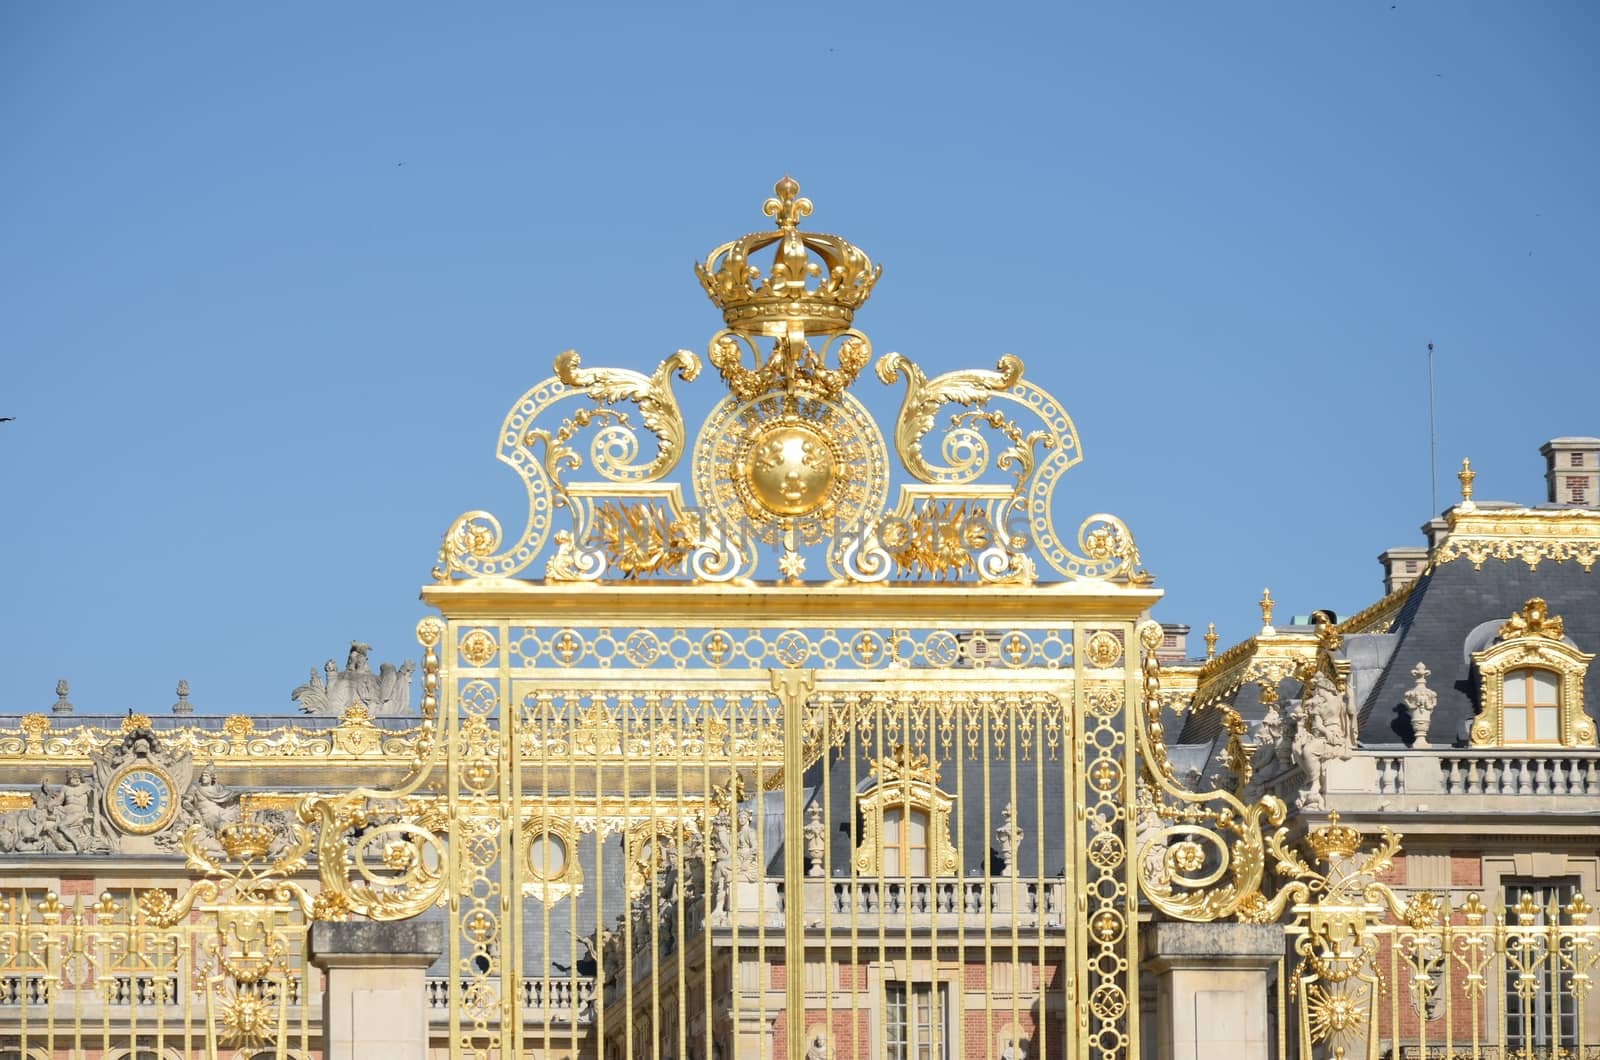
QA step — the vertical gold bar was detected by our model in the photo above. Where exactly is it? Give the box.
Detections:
[446,626,464,1060]
[1033,691,1048,1060]
[700,686,715,1060]
[502,634,521,1059]
[675,690,689,1060]
[1007,698,1021,1060]
[1389,924,1399,1056]
[623,682,636,1060]
[1495,902,1507,1060]
[1442,894,1454,1059]
[820,688,835,1060]
[648,689,661,1060]
[981,692,995,1060]
[594,690,610,1060]
[1276,955,1286,1060]
[777,668,813,1060]
[952,689,969,1060]
[847,690,862,1060]
[1071,633,1090,1060]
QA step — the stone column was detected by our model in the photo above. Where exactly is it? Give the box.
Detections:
[1140,921,1283,1060]
[309,919,445,1060]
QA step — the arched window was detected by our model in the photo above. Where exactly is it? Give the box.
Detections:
[1470,599,1596,749]
[854,745,957,877]
[881,805,931,876]
[1502,667,1560,744]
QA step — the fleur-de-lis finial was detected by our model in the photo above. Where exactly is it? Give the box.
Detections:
[1458,457,1476,503]
[1259,588,1275,630]
[1204,622,1218,660]
[763,175,812,231]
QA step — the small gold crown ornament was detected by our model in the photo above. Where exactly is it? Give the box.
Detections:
[1305,811,1363,861]
[696,175,880,338]
[696,177,883,400]
[217,821,274,861]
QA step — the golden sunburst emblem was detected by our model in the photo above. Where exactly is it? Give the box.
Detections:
[744,422,837,516]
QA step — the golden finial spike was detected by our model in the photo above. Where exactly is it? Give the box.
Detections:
[1458,457,1476,504]
[1204,622,1218,660]
[1259,588,1274,630]
[763,175,812,230]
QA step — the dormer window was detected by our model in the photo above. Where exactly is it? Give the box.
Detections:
[855,745,958,878]
[1470,599,1597,748]
[1501,667,1560,743]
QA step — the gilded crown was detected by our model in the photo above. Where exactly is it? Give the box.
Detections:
[1305,811,1363,862]
[695,176,881,339]
[217,821,275,861]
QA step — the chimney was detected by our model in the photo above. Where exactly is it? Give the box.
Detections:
[1155,623,1190,663]
[1540,437,1600,506]
[1378,546,1428,595]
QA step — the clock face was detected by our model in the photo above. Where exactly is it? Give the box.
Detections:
[108,766,177,835]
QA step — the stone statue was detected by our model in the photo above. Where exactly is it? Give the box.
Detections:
[804,801,826,878]
[994,801,1022,876]
[292,641,416,716]
[1248,696,1289,789]
[182,763,241,835]
[805,1030,830,1060]
[31,770,113,853]
[735,807,760,881]
[0,765,113,854]
[1290,671,1357,811]
[1403,662,1437,748]
[580,924,622,990]
[1000,1037,1030,1060]
[708,810,734,917]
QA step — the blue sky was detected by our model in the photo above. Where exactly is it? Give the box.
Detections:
[2,2,1596,716]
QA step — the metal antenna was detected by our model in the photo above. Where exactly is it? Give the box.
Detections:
[1427,341,1438,513]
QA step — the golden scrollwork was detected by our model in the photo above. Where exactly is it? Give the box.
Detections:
[1133,620,1287,923]
[423,177,1148,591]
[433,346,699,582]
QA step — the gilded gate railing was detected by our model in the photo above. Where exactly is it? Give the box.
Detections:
[0,825,318,1059]
[1272,816,1600,1060]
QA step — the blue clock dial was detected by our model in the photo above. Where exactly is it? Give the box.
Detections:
[109,767,176,835]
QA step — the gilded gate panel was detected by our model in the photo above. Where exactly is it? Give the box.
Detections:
[292,177,1266,1060]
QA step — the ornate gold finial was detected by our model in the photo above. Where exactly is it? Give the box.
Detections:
[1457,457,1476,506]
[696,177,882,400]
[1499,597,1565,641]
[1259,588,1275,630]
[1203,622,1218,660]
[763,175,811,230]
[871,743,938,785]
[1305,810,1363,862]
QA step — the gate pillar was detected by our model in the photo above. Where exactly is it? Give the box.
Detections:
[310,920,445,1060]
[1140,922,1282,1060]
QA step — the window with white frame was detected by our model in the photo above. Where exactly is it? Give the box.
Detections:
[885,980,949,1060]
[1500,667,1561,744]
[881,805,931,876]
